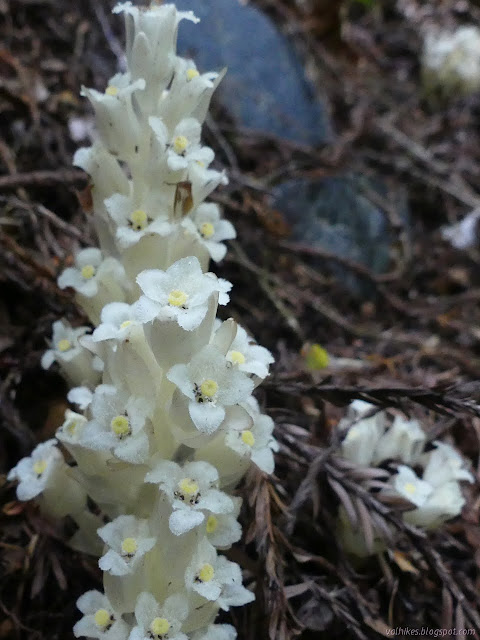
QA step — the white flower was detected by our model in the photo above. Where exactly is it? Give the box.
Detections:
[182,203,236,263]
[185,539,254,609]
[130,592,189,640]
[81,73,145,158]
[98,515,156,576]
[134,257,231,331]
[105,192,173,250]
[81,385,151,464]
[224,324,274,380]
[167,344,254,434]
[149,116,211,172]
[339,401,385,466]
[224,398,278,474]
[422,441,474,487]
[68,386,94,410]
[145,460,234,536]
[7,439,63,501]
[204,496,242,549]
[158,57,224,129]
[404,481,466,529]
[73,590,130,639]
[56,409,88,446]
[41,319,90,370]
[58,248,125,298]
[190,625,237,640]
[93,302,138,343]
[392,465,433,508]
[113,2,199,106]
[372,415,426,465]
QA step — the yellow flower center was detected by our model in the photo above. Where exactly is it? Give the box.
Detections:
[130,209,148,231]
[121,537,138,555]
[150,618,170,637]
[120,320,132,329]
[404,482,417,495]
[94,609,111,629]
[228,350,246,365]
[178,478,199,496]
[206,515,218,533]
[33,460,47,475]
[241,430,255,447]
[200,379,218,398]
[186,68,200,81]
[346,427,359,440]
[200,222,215,239]
[81,264,96,280]
[111,415,130,437]
[105,86,118,96]
[173,135,188,154]
[198,563,215,582]
[57,339,72,352]
[168,289,188,307]
[66,420,77,435]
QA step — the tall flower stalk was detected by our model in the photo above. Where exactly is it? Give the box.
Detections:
[7,4,276,638]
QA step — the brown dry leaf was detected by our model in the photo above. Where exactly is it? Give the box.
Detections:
[2,500,26,516]
[391,550,420,575]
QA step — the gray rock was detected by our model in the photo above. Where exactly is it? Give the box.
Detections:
[271,175,407,295]
[175,0,332,145]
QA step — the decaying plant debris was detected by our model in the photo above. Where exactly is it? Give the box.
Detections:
[2,0,480,638]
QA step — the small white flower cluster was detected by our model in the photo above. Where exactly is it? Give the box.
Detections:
[8,4,276,639]
[422,25,480,98]
[337,401,474,556]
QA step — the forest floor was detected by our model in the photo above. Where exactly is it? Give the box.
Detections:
[2,0,480,638]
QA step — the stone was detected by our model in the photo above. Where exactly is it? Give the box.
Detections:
[175,0,332,145]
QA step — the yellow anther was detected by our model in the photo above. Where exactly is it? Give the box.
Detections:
[111,415,130,437]
[81,264,96,280]
[57,339,72,352]
[120,320,132,329]
[105,86,118,97]
[168,289,188,307]
[241,430,255,447]
[33,460,47,475]
[404,482,417,495]
[198,563,215,582]
[130,209,148,231]
[200,379,218,398]
[228,350,246,365]
[121,537,138,555]
[196,160,205,167]
[66,420,77,435]
[200,222,215,239]
[186,68,200,81]
[178,478,199,496]
[94,609,111,629]
[304,343,329,370]
[206,515,218,533]
[173,135,188,154]
[150,618,170,636]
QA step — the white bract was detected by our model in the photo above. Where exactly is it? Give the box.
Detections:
[9,4,275,638]
[168,345,254,434]
[98,515,156,576]
[135,257,231,331]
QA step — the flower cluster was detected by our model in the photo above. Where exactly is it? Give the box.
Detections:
[337,401,474,557]
[422,25,480,98]
[7,4,276,638]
